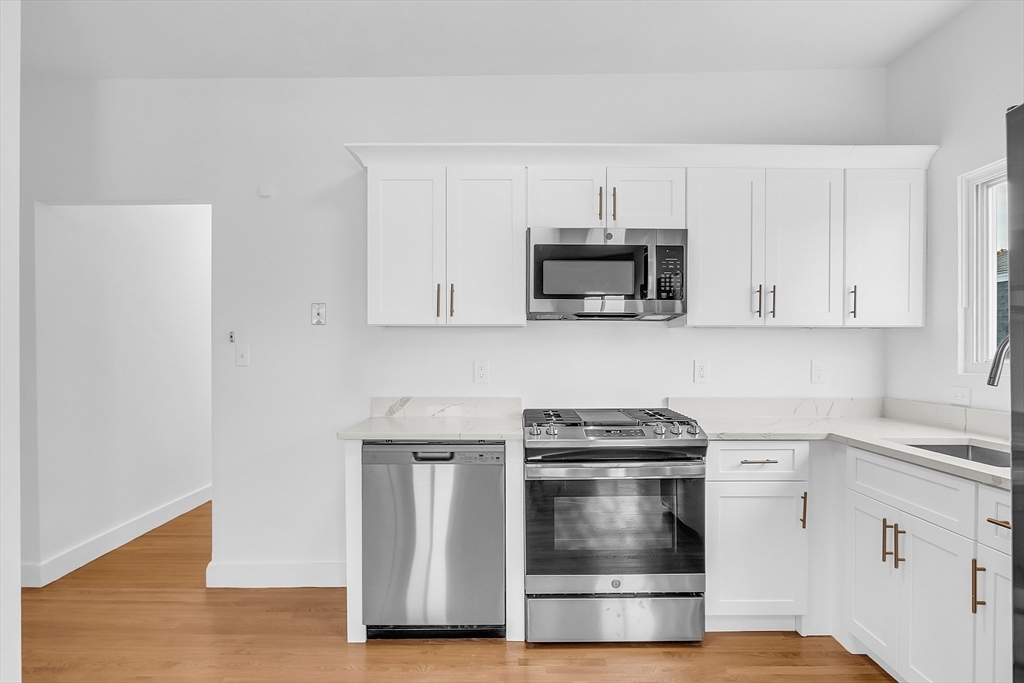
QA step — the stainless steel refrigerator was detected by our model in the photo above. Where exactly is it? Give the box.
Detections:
[1007,102,1024,681]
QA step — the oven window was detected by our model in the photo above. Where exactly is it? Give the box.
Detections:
[542,260,634,296]
[554,496,672,550]
[526,478,704,576]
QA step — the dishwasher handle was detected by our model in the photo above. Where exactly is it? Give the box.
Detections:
[412,451,455,462]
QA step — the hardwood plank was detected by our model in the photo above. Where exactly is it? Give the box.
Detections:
[23,502,893,682]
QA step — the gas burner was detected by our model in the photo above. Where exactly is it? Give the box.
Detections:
[522,409,583,427]
[621,408,694,424]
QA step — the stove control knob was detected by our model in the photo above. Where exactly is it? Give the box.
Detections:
[529,423,543,436]
[546,423,559,436]
[686,423,699,435]
[652,423,667,436]
[669,422,683,435]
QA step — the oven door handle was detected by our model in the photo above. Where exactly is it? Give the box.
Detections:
[525,462,706,480]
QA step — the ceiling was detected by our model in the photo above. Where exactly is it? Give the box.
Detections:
[22,0,974,80]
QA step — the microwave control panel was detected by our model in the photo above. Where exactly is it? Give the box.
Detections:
[655,246,684,300]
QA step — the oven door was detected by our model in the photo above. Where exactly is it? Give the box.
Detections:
[524,461,705,595]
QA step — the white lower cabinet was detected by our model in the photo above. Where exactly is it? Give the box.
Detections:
[974,544,1013,683]
[706,481,809,616]
[847,490,900,668]
[896,513,976,683]
[705,441,810,619]
[846,448,1015,683]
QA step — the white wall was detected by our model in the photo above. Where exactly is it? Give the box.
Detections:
[20,69,889,586]
[885,0,1024,412]
[22,203,212,586]
[0,0,22,678]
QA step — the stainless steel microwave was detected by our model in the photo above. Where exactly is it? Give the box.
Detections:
[527,228,686,321]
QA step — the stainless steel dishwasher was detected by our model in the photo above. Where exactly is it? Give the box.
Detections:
[361,441,505,638]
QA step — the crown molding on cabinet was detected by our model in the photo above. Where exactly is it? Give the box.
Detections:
[344,143,939,170]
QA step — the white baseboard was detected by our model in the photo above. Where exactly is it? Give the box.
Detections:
[22,485,211,587]
[706,615,797,632]
[206,561,345,588]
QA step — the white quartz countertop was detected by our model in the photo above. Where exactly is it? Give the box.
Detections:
[337,415,522,441]
[699,415,1010,490]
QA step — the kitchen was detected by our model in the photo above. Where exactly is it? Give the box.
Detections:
[2,1,1023,681]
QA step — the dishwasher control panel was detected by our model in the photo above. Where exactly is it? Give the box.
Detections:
[456,452,504,464]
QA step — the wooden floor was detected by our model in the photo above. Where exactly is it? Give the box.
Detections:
[23,503,892,682]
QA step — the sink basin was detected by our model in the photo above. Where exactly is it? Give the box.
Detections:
[907,443,1010,468]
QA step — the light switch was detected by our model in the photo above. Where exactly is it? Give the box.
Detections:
[312,303,326,325]
[235,345,250,367]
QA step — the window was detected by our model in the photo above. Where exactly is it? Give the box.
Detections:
[960,159,1009,374]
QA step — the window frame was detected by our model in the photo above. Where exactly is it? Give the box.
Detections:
[959,158,1009,375]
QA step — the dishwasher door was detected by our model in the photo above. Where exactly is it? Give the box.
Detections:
[362,443,505,635]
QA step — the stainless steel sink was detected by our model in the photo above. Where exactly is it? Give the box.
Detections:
[909,443,1010,468]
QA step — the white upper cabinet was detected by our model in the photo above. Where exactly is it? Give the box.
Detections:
[845,169,926,327]
[367,166,447,326]
[685,168,767,326]
[606,168,687,228]
[527,166,607,228]
[764,169,844,326]
[367,165,526,326]
[688,168,844,327]
[527,167,687,228]
[446,166,527,325]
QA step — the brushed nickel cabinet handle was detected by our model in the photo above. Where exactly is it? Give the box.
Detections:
[986,517,1012,530]
[882,518,894,563]
[450,284,455,317]
[756,284,763,318]
[771,285,777,318]
[598,186,603,221]
[800,492,808,529]
[894,524,906,568]
[739,459,779,465]
[612,186,617,221]
[851,285,858,318]
[972,558,987,613]
[436,284,441,318]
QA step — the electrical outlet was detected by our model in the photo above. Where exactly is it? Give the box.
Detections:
[950,386,971,406]
[474,360,489,383]
[235,345,250,367]
[811,360,825,384]
[694,360,708,384]
[312,303,326,325]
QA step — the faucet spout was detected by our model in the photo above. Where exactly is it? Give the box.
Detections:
[987,336,1011,386]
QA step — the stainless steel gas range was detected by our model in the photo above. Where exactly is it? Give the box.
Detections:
[522,408,709,643]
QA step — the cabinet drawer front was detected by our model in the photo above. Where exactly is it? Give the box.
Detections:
[977,485,1012,554]
[846,447,976,537]
[708,441,809,481]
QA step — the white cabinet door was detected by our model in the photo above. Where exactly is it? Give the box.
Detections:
[847,490,901,670]
[845,169,926,327]
[686,168,767,326]
[764,169,844,326]
[446,167,527,326]
[897,515,976,683]
[706,481,809,615]
[527,167,606,228]
[606,168,686,228]
[974,544,1012,683]
[367,166,447,325]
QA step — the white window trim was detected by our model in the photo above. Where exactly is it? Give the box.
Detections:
[959,158,1008,374]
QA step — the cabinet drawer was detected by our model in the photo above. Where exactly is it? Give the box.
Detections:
[846,447,976,538]
[707,441,809,481]
[977,485,1012,554]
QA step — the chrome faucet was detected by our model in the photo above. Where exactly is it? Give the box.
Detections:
[987,336,1011,386]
